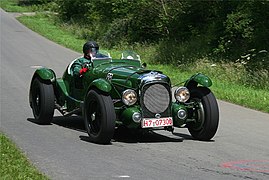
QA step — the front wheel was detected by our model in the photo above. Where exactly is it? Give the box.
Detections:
[187,87,219,141]
[83,89,116,144]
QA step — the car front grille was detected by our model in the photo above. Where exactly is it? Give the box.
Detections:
[141,83,171,118]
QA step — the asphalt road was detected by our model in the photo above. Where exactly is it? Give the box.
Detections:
[1,9,269,180]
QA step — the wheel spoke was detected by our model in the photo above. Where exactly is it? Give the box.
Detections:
[91,112,96,121]
[33,87,41,116]
[187,87,219,141]
[87,100,101,134]
[192,101,205,131]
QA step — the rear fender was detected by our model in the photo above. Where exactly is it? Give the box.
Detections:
[32,68,56,83]
[29,68,56,108]
[88,78,112,93]
[184,73,212,89]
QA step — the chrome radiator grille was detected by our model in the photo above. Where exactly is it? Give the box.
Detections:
[142,84,171,115]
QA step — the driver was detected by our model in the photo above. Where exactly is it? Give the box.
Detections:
[71,41,99,77]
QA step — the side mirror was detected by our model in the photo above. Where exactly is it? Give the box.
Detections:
[142,62,147,68]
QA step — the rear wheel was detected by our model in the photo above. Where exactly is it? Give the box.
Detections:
[187,87,219,141]
[84,89,116,144]
[29,77,55,124]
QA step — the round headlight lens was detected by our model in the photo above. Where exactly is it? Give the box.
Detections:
[132,112,142,123]
[122,89,137,106]
[177,109,187,119]
[174,87,190,103]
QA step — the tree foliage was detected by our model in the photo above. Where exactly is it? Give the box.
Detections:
[27,0,269,68]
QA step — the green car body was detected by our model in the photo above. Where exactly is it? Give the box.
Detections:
[29,51,219,144]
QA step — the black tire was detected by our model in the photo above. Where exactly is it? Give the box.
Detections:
[187,87,219,141]
[83,89,116,144]
[29,77,55,124]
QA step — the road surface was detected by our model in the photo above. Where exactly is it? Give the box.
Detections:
[1,9,269,180]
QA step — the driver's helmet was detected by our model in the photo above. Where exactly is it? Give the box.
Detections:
[83,41,99,58]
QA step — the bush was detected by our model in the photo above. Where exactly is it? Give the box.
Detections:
[18,0,52,6]
[25,0,269,90]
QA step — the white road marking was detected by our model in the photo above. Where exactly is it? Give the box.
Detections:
[30,65,43,69]
[115,175,130,178]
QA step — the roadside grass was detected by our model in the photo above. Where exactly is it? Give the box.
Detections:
[16,14,122,57]
[17,14,269,113]
[149,64,269,112]
[0,133,48,180]
[15,14,84,52]
[0,0,29,12]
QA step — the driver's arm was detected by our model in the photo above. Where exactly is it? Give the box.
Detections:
[72,61,82,76]
[72,58,91,76]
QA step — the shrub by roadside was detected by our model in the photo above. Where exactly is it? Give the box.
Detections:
[1,0,268,114]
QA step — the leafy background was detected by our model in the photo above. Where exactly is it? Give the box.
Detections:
[6,0,269,91]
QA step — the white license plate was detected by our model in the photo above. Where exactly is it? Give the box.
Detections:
[141,117,173,128]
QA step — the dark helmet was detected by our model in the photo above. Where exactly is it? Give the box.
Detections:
[83,41,99,55]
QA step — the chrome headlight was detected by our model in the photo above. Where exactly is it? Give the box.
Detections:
[132,112,142,123]
[122,89,137,106]
[174,87,190,103]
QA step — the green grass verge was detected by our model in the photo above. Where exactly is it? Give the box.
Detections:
[18,14,85,53]
[17,14,269,113]
[0,0,29,12]
[150,64,269,112]
[0,133,48,180]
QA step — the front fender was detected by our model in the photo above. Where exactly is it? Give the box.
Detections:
[89,78,112,93]
[33,68,56,82]
[184,73,212,88]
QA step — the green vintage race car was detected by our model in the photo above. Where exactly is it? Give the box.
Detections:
[29,50,219,144]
